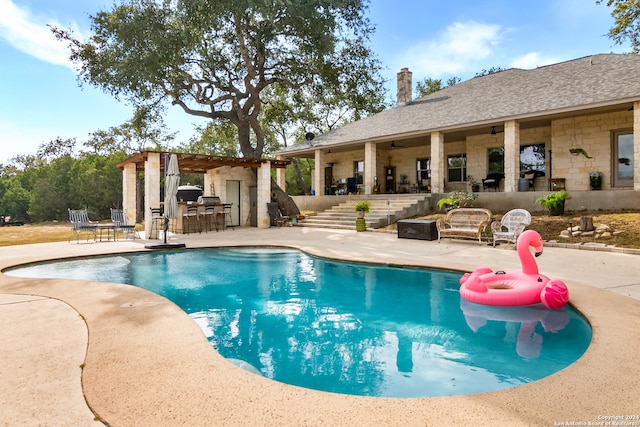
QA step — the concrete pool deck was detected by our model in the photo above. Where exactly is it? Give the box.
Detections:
[1,226,639,426]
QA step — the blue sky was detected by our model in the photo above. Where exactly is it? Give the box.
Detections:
[0,0,629,165]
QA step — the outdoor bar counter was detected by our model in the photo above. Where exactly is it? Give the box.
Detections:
[172,202,224,234]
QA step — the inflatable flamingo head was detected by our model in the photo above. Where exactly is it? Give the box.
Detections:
[540,280,570,309]
[517,230,544,257]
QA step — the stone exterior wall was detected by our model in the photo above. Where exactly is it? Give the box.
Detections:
[551,111,632,191]
[207,166,256,226]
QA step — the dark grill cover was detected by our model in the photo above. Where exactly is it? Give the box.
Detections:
[176,185,203,202]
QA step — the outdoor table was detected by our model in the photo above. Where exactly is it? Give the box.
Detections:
[97,223,117,241]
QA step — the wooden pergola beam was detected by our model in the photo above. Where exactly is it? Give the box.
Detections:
[117,151,290,173]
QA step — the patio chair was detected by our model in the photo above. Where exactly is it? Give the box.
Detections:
[68,208,98,243]
[491,208,532,247]
[482,173,504,191]
[522,172,536,191]
[110,208,139,240]
[267,202,290,227]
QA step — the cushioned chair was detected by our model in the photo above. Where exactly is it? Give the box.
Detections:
[110,208,139,240]
[521,170,546,191]
[482,173,504,191]
[267,202,290,227]
[491,208,532,247]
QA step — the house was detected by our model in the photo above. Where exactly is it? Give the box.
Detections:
[275,54,640,212]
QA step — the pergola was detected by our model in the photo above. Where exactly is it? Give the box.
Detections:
[117,151,290,235]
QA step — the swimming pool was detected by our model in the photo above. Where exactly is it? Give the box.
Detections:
[7,247,592,398]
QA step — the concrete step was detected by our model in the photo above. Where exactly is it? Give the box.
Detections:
[297,194,432,229]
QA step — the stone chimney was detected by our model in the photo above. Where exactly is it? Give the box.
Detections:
[397,67,412,105]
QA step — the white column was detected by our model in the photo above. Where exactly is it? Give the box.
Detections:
[122,163,137,225]
[503,120,520,193]
[314,149,325,196]
[257,161,272,228]
[144,152,161,237]
[430,131,445,193]
[364,142,376,195]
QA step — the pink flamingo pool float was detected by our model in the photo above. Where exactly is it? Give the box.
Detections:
[459,230,569,309]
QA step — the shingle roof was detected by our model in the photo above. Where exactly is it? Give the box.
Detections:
[277,54,640,154]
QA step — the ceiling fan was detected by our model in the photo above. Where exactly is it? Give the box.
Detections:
[390,141,405,148]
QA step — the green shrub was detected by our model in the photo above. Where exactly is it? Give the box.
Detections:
[437,190,478,211]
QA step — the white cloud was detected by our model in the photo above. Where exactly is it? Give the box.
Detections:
[396,21,506,77]
[509,52,562,70]
[0,0,80,70]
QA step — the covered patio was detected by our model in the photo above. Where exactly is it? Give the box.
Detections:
[117,151,290,236]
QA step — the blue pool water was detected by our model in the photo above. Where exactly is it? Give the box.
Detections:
[7,248,592,398]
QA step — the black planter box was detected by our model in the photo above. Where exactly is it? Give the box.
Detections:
[398,219,437,240]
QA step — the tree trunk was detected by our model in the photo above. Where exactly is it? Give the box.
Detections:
[291,158,311,194]
[271,177,300,217]
[579,216,594,231]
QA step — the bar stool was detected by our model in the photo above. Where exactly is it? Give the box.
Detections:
[149,207,163,239]
[182,205,200,234]
[198,204,217,232]
[217,203,234,231]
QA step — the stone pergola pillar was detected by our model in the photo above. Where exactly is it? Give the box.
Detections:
[503,120,520,193]
[204,169,215,196]
[364,142,376,195]
[314,149,325,196]
[275,156,286,191]
[257,161,272,228]
[144,152,161,237]
[121,162,137,225]
[430,131,445,193]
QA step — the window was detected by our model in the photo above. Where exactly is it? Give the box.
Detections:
[613,130,633,187]
[487,147,504,174]
[520,144,545,174]
[447,154,467,182]
[354,160,364,185]
[416,158,431,188]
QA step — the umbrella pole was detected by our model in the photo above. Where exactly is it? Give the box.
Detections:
[163,215,169,244]
[145,153,185,250]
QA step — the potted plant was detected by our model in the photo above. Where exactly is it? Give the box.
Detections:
[569,148,593,159]
[589,171,603,190]
[536,190,571,216]
[354,200,370,231]
[467,175,480,192]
